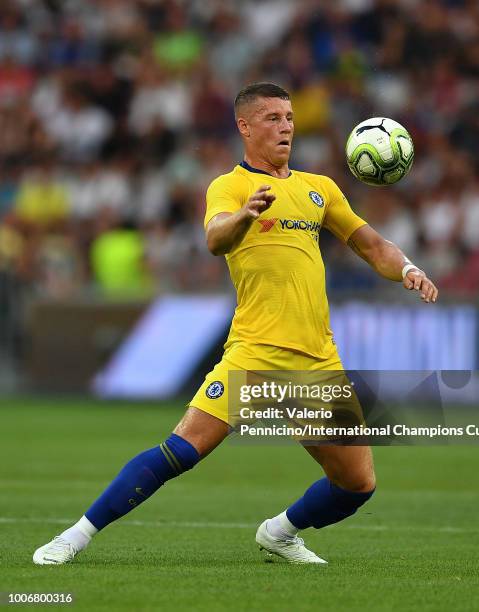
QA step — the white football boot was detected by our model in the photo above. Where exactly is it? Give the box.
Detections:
[33,536,80,565]
[255,520,328,565]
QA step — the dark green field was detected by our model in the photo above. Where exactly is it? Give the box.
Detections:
[1,397,478,611]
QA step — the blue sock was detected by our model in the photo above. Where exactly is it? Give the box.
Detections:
[85,434,199,531]
[286,477,375,530]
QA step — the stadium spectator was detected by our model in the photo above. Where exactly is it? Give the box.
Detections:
[0,5,38,65]
[13,161,69,229]
[90,211,152,297]
[152,2,204,73]
[128,57,192,134]
[0,56,34,105]
[42,83,113,161]
[66,157,133,220]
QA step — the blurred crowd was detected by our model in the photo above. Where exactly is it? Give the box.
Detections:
[1,0,479,310]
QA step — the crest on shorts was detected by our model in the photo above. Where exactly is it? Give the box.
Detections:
[309,191,324,207]
[206,381,224,399]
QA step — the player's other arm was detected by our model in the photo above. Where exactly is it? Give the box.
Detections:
[347,224,438,303]
[206,185,275,255]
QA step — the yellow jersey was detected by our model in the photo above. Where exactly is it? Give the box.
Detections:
[205,163,367,360]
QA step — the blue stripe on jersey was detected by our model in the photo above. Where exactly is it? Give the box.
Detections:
[240,160,292,177]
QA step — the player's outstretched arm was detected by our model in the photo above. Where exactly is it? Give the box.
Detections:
[347,224,438,303]
[206,185,275,255]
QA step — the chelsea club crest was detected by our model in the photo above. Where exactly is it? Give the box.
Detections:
[309,191,324,207]
[206,381,224,399]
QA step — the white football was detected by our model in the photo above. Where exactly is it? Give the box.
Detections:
[346,117,414,186]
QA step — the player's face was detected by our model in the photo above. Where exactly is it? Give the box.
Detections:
[240,97,294,166]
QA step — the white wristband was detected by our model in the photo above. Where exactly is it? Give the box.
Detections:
[402,263,420,279]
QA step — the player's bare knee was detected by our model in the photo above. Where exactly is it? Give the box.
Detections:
[350,474,376,494]
[173,406,229,458]
[330,470,376,494]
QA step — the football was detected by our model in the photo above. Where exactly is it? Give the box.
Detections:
[346,117,414,186]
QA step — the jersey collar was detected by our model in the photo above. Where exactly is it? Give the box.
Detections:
[240,160,292,178]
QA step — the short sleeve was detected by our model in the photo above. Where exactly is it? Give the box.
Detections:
[322,176,367,243]
[204,174,245,228]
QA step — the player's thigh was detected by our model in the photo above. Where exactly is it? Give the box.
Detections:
[186,342,278,430]
[304,444,376,492]
[174,407,229,458]
[182,350,238,456]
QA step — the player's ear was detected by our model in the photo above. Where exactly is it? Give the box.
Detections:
[237,117,250,138]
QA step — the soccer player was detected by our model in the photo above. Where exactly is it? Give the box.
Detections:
[33,83,438,565]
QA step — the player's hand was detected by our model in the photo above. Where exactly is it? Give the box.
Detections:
[242,185,276,220]
[403,269,438,303]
